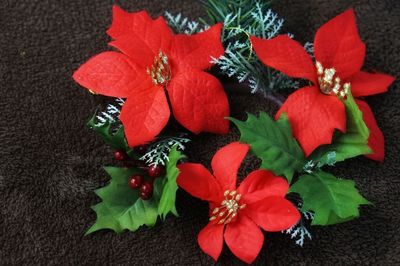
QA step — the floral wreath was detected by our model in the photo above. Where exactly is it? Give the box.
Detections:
[73,1,395,264]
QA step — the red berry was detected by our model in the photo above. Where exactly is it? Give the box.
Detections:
[114,150,126,161]
[147,165,164,178]
[128,175,143,190]
[140,191,152,200]
[140,182,153,200]
[140,182,153,193]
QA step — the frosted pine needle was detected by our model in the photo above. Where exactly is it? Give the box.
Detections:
[94,98,124,127]
[140,136,191,167]
[283,203,314,247]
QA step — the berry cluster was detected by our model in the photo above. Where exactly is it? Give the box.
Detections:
[127,164,164,200]
[113,145,164,200]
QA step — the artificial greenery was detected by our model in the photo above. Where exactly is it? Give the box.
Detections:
[229,112,306,183]
[157,147,186,220]
[86,148,183,234]
[309,92,372,167]
[165,0,298,98]
[86,167,163,234]
[200,0,272,26]
[207,1,298,96]
[140,136,190,167]
[164,11,207,34]
[231,107,372,227]
[290,171,370,226]
[93,98,124,127]
[303,151,337,174]
[87,113,129,152]
[284,206,314,246]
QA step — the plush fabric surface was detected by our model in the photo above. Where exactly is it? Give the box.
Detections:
[1,0,399,265]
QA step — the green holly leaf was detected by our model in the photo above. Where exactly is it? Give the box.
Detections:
[229,112,306,183]
[86,147,185,235]
[158,146,185,220]
[87,115,126,150]
[86,167,164,235]
[290,170,370,226]
[308,92,371,167]
[87,115,138,158]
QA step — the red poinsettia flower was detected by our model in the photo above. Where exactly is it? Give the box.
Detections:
[251,9,395,160]
[177,142,300,264]
[73,6,229,147]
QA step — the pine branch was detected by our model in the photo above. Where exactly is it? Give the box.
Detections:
[209,2,298,96]
[303,151,336,174]
[166,1,308,98]
[304,42,314,58]
[283,202,314,247]
[164,12,208,34]
[140,136,191,167]
[94,98,125,128]
[200,0,273,26]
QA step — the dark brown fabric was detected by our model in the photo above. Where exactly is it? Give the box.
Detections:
[1,0,399,265]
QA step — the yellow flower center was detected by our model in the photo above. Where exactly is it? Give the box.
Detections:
[315,61,351,98]
[147,50,171,86]
[209,190,246,225]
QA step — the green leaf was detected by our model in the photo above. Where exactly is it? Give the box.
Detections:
[201,0,272,25]
[87,115,137,158]
[229,112,306,183]
[87,115,125,150]
[158,146,186,220]
[86,167,163,235]
[308,92,371,167]
[290,171,370,226]
[86,147,185,235]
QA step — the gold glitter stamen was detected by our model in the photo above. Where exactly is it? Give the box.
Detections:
[315,61,351,99]
[209,190,246,225]
[147,50,171,86]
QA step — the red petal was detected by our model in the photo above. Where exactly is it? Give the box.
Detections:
[314,9,366,79]
[211,142,249,191]
[109,33,155,68]
[144,16,174,53]
[251,35,317,84]
[177,163,222,203]
[224,215,264,264]
[198,222,224,261]
[167,70,230,135]
[170,23,224,70]
[276,86,346,156]
[244,196,300,232]
[110,18,173,57]
[73,52,143,98]
[107,6,152,39]
[237,170,289,204]
[350,71,395,97]
[108,6,173,54]
[120,81,170,147]
[355,100,385,162]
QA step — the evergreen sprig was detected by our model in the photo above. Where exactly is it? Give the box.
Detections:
[210,1,298,96]
[164,1,299,97]
[140,136,191,167]
[284,206,314,247]
[199,0,272,26]
[94,98,124,128]
[164,12,208,34]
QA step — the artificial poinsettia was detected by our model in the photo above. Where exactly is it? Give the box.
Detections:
[251,8,395,159]
[177,142,300,264]
[73,6,229,147]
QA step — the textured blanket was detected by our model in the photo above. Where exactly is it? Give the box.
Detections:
[1,0,399,265]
